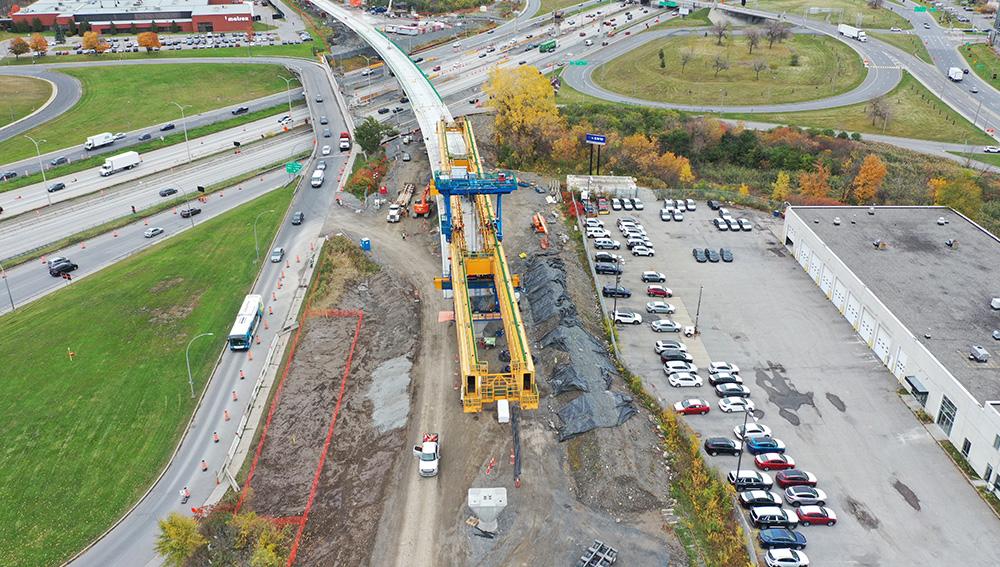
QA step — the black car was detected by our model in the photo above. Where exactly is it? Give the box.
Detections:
[703,437,741,457]
[138,133,152,141]
[180,207,202,218]
[601,285,631,298]
[708,199,722,210]
[692,248,708,263]
[709,372,742,386]
[758,528,807,551]
[594,252,620,264]
[706,249,721,263]
[400,96,409,103]
[412,56,424,63]
[659,349,694,363]
[739,490,782,509]
[50,156,69,166]
[231,106,249,115]
[47,182,66,193]
[595,262,622,275]
[720,248,734,262]
[49,260,78,277]
[0,171,17,181]
[291,211,304,225]
[160,123,176,131]
[378,108,390,114]
[158,188,178,197]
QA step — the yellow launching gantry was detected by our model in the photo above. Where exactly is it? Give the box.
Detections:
[431,118,538,413]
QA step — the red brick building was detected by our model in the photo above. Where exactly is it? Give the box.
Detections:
[11,0,254,33]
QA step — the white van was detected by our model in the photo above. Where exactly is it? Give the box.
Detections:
[585,39,593,46]
[310,169,325,188]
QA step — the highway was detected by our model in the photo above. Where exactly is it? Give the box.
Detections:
[0,69,81,143]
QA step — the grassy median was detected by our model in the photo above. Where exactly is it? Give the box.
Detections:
[962,44,1000,93]
[0,63,297,163]
[0,186,294,567]
[757,0,912,29]
[0,75,53,129]
[870,31,932,64]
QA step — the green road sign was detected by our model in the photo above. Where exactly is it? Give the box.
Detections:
[914,6,926,11]
[285,162,302,174]
[569,60,588,66]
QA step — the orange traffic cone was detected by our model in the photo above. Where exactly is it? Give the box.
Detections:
[263,319,269,330]
[213,432,220,443]
[247,350,253,361]
[255,334,261,345]
[200,459,208,472]
[113,231,118,238]
[144,219,148,226]
[277,280,282,289]
[285,260,290,268]
[268,306,273,315]
[224,410,231,421]
[232,390,239,401]
[296,255,300,263]
[80,242,86,249]
[272,291,277,301]
[239,369,245,380]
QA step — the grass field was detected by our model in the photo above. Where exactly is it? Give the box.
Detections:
[253,22,279,32]
[0,75,52,128]
[553,69,605,105]
[0,186,294,567]
[592,34,866,105]
[649,7,712,30]
[870,31,933,64]
[0,63,296,164]
[726,72,995,144]
[754,0,913,29]
[949,151,1000,167]
[537,0,584,16]
[961,44,1000,93]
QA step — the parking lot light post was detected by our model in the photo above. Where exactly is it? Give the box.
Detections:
[185,332,214,399]
[693,285,703,334]
[253,209,275,262]
[735,409,760,476]
[360,56,374,102]
[24,136,50,206]
[169,102,193,164]
[278,75,295,114]
[0,261,15,311]
[612,271,622,320]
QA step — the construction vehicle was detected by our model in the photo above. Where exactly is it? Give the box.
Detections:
[411,183,433,218]
[412,433,440,477]
[386,183,415,223]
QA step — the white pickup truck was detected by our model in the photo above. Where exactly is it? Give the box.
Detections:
[412,433,440,477]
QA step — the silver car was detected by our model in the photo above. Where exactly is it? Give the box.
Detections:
[651,319,681,332]
[646,301,676,314]
[783,486,828,507]
[270,247,285,263]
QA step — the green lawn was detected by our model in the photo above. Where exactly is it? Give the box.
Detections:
[648,7,713,30]
[253,22,279,32]
[0,63,297,164]
[537,0,586,16]
[592,34,865,105]
[961,44,1000,93]
[0,100,303,193]
[0,75,52,128]
[553,68,605,105]
[870,31,933,64]
[726,72,995,144]
[949,151,1000,167]
[0,186,294,567]
[754,0,913,29]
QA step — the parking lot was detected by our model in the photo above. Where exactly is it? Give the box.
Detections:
[588,190,1000,566]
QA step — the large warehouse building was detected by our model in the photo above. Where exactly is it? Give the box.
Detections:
[11,0,254,33]
[784,206,1000,495]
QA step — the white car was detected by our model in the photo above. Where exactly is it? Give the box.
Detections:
[710,362,740,374]
[586,227,610,239]
[719,397,756,413]
[646,301,675,314]
[621,198,634,210]
[714,218,729,231]
[611,198,622,210]
[985,146,1000,153]
[113,132,126,140]
[632,245,655,257]
[655,339,687,353]
[660,208,674,221]
[685,198,696,211]
[668,372,703,387]
[321,145,332,155]
[664,360,698,374]
[613,310,642,325]
[633,198,644,210]
[593,238,621,250]
[143,227,164,238]
[585,218,605,228]
[641,271,665,283]
[734,423,772,439]
[765,548,810,567]
[889,26,902,32]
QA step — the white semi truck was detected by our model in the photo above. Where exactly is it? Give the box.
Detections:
[948,67,964,82]
[99,151,140,176]
[837,24,868,42]
[84,132,115,151]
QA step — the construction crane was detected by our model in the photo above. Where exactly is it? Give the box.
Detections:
[432,117,538,413]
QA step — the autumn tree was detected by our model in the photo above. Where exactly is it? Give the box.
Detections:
[771,171,791,201]
[28,32,47,55]
[798,162,831,198]
[712,55,730,77]
[711,21,730,46]
[138,31,161,52]
[752,60,768,80]
[653,151,695,186]
[609,133,658,175]
[745,28,761,54]
[82,31,108,52]
[929,174,983,219]
[679,49,694,74]
[156,513,207,566]
[738,183,750,197]
[851,154,887,203]
[484,66,562,166]
[9,36,29,59]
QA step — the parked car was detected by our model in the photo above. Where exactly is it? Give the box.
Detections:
[706,249,721,262]
[401,152,411,162]
[593,252,621,264]
[593,238,621,250]
[720,397,756,413]
[674,399,710,415]
[708,371,742,386]
[775,470,818,488]
[651,319,681,333]
[48,260,79,277]
[739,490,782,509]
[756,453,796,471]
[985,146,1000,153]
[143,227,164,238]
[291,211,305,225]
[322,145,332,155]
[692,248,708,262]
[703,437,741,457]
[728,470,773,491]
[631,245,655,257]
[1,170,19,181]
[710,362,740,374]
[745,436,786,455]
[587,227,611,239]
[713,217,729,231]
[765,548,810,567]
[611,198,622,210]
[655,339,687,353]
[646,285,672,297]
[641,271,665,283]
[720,248,734,262]
[668,372,702,388]
[602,285,630,298]
[585,218,605,228]
[751,507,799,529]
[708,199,722,210]
[633,198,644,210]
[715,383,750,398]
[758,528,807,551]
[672,210,684,221]
[232,106,249,115]
[613,310,642,325]
[685,198,696,211]
[663,360,698,374]
[179,207,201,218]
[739,218,753,231]
[795,506,836,526]
[645,301,675,314]
[595,262,623,275]
[784,486,827,507]
[735,423,772,439]
[660,208,674,221]
[660,348,694,363]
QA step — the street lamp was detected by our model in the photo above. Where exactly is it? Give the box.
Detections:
[735,408,762,477]
[278,75,295,114]
[612,271,622,319]
[253,209,275,262]
[0,260,15,311]
[185,332,215,399]
[360,55,375,104]
[169,102,193,164]
[24,135,50,206]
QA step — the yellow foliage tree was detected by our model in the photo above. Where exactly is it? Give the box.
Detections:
[28,33,48,55]
[771,170,790,201]
[609,133,658,176]
[138,31,162,52]
[484,66,561,165]
[9,36,30,59]
[738,183,750,197]
[654,151,695,186]
[851,154,887,204]
[798,162,831,198]
[929,174,982,219]
[82,31,109,52]
[155,512,207,567]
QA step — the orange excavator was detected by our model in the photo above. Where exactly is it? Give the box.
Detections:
[411,183,434,218]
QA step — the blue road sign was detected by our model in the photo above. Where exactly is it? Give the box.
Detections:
[585,133,607,145]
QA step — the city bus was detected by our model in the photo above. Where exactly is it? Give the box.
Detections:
[539,39,557,53]
[227,294,264,351]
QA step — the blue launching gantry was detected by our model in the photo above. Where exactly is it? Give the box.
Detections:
[433,169,519,242]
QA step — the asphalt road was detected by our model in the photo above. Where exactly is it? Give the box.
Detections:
[0,69,81,143]
[0,131,312,262]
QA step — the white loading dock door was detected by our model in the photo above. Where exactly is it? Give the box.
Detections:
[809,255,822,284]
[832,279,848,312]
[859,308,877,345]
[845,294,861,327]
[893,347,908,379]
[873,326,893,366]
[798,242,811,270]
[820,266,834,297]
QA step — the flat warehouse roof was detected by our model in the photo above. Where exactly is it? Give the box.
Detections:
[18,0,251,15]
[792,206,1000,403]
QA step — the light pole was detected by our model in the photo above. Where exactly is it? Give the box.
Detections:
[693,285,704,334]
[360,55,374,103]
[735,408,762,476]
[0,261,14,311]
[24,135,50,206]
[278,75,295,114]
[169,102,193,164]
[185,332,214,398]
[612,271,622,319]
[253,209,275,262]
[962,98,984,167]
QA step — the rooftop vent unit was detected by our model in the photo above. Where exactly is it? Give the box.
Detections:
[833,217,841,225]
[946,239,959,248]
[991,297,1000,310]
[868,207,876,215]
[937,217,948,225]
[814,218,820,224]
[872,240,887,250]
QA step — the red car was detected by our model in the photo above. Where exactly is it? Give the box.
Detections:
[754,453,796,471]
[775,469,818,488]
[796,505,837,526]
[646,285,673,298]
[673,399,710,415]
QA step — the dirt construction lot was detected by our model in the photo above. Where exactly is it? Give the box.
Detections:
[601,190,1000,566]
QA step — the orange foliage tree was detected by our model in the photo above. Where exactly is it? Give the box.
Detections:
[851,154,887,203]
[798,162,831,198]
[28,33,48,55]
[137,31,161,52]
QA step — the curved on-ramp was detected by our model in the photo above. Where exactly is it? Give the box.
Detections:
[0,69,82,143]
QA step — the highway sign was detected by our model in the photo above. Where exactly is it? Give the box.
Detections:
[569,60,588,66]
[914,6,926,11]
[285,162,302,174]
[586,133,607,146]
